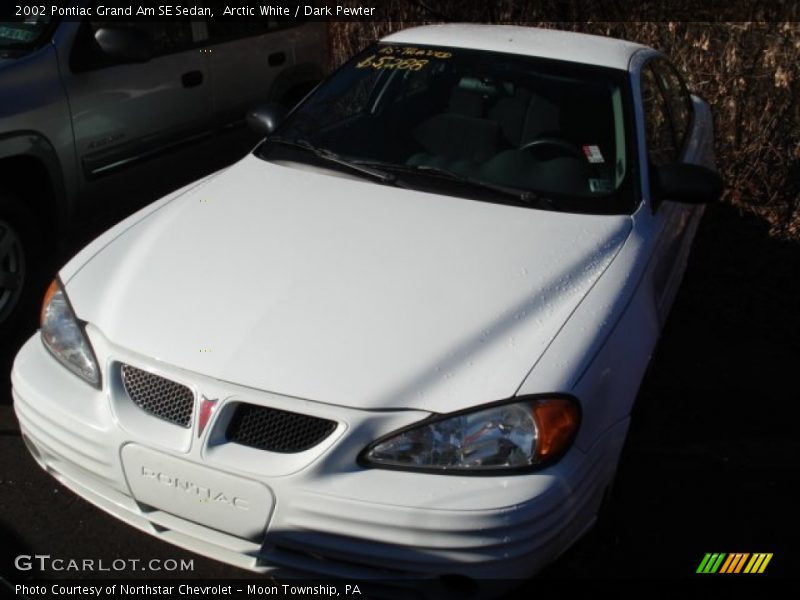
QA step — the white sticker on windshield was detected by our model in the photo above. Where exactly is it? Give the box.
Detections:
[589,179,613,193]
[582,145,605,164]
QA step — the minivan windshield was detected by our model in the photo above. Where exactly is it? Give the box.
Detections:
[0,17,55,54]
[261,43,637,214]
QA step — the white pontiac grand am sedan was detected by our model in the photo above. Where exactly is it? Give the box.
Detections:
[12,25,721,586]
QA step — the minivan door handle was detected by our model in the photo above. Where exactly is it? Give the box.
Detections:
[182,70,203,88]
[268,52,286,67]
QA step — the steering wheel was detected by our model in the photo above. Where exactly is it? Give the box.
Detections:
[520,136,584,159]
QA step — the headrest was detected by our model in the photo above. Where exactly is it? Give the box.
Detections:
[448,87,484,118]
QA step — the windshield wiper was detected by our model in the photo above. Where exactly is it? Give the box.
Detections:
[268,137,396,184]
[355,161,554,209]
[415,165,543,204]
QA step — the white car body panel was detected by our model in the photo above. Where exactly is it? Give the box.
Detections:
[383,24,647,70]
[13,330,626,579]
[521,51,715,452]
[12,24,719,584]
[63,155,631,414]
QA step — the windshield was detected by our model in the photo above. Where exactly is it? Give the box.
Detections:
[261,43,637,214]
[0,16,55,54]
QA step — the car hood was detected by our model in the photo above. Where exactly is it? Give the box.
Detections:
[65,155,631,413]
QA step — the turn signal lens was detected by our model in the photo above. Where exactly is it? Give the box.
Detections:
[40,279,59,326]
[531,398,581,461]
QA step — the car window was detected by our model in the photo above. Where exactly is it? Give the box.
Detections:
[203,0,271,41]
[0,16,56,52]
[87,21,195,56]
[652,59,693,151]
[263,44,637,215]
[641,64,678,166]
[70,15,196,72]
[207,20,271,40]
[203,0,302,40]
[298,65,389,131]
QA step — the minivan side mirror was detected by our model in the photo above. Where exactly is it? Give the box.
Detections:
[652,163,724,205]
[94,27,154,64]
[246,103,288,137]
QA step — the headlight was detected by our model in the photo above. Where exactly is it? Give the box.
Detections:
[360,396,580,474]
[40,278,101,388]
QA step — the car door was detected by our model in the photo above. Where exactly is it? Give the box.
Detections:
[202,5,299,125]
[640,58,704,323]
[61,15,213,184]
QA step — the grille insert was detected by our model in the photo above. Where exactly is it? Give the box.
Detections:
[226,404,337,453]
[120,364,194,428]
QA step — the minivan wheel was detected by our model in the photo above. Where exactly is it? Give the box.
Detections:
[0,218,26,323]
[0,196,45,339]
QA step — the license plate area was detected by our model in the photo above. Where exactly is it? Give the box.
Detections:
[121,444,273,540]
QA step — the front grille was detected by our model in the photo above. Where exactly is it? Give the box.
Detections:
[120,364,194,428]
[226,404,336,453]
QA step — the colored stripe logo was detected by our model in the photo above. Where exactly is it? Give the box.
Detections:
[697,553,773,574]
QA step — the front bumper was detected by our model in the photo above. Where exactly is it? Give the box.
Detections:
[12,332,627,581]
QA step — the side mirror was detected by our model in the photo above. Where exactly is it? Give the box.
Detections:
[246,103,288,137]
[94,27,154,64]
[652,163,723,205]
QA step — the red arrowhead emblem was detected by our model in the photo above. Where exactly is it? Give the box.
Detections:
[198,395,219,437]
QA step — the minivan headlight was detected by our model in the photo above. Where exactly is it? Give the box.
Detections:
[360,396,580,474]
[40,278,101,388]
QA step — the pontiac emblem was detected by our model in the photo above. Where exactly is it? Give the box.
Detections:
[197,395,219,437]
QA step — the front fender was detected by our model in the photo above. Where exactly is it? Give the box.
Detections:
[0,132,70,235]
